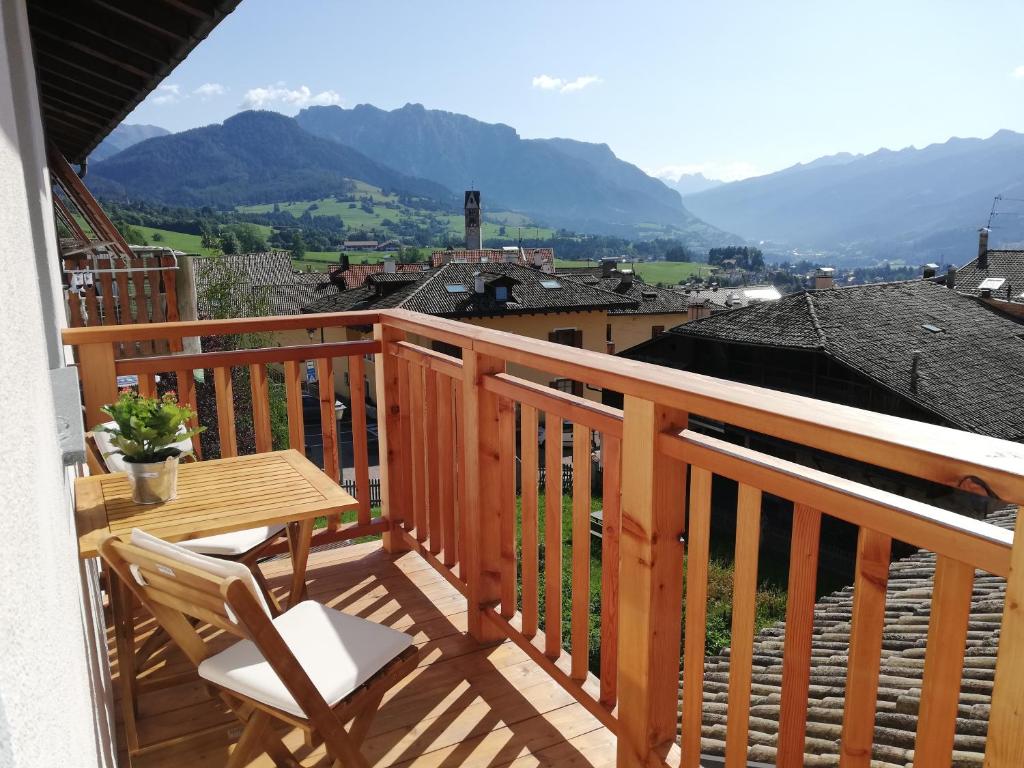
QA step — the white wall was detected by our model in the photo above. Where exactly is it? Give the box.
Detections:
[0,2,113,766]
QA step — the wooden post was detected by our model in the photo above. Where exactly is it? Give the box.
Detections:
[373,323,410,554]
[462,348,506,643]
[616,395,688,767]
[985,506,1024,767]
[78,342,118,428]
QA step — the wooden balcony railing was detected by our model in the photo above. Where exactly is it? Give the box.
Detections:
[62,308,1024,768]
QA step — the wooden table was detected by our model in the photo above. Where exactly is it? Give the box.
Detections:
[74,449,357,757]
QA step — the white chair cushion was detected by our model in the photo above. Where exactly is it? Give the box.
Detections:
[178,524,286,556]
[130,528,273,618]
[197,600,413,719]
[93,420,193,474]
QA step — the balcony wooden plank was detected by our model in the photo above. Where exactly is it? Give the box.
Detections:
[212,366,235,458]
[425,367,442,554]
[598,434,621,710]
[681,465,712,768]
[436,373,457,566]
[499,396,518,619]
[248,363,272,453]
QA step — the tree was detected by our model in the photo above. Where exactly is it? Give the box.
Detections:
[200,221,219,250]
[290,231,306,259]
[219,231,238,254]
[231,223,267,253]
[665,245,693,262]
[151,231,163,242]
[397,246,424,264]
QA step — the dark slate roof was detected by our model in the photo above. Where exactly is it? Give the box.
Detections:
[693,505,1016,768]
[580,275,692,315]
[304,262,638,318]
[331,262,430,288]
[952,251,1024,300]
[665,280,1024,441]
[192,253,334,318]
[677,284,783,310]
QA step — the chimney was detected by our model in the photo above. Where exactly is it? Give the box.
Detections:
[619,269,634,287]
[600,257,617,277]
[978,227,990,270]
[473,271,485,294]
[464,190,482,250]
[383,258,397,274]
[687,301,711,322]
[946,265,957,290]
[922,263,938,279]
[814,267,835,290]
[910,350,922,393]
[533,250,545,269]
[338,252,350,271]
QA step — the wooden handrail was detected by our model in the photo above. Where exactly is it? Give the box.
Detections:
[660,428,1014,576]
[114,340,380,375]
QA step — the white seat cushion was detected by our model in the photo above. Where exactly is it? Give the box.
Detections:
[93,421,193,474]
[178,524,286,556]
[197,600,413,719]
[130,528,273,618]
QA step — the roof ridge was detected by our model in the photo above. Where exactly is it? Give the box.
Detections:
[803,292,827,348]
[558,274,641,306]
[395,263,449,309]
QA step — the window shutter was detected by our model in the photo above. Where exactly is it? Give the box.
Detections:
[573,329,583,348]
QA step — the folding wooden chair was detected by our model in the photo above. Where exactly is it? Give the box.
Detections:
[99,529,419,768]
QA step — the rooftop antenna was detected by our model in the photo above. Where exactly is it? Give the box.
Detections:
[988,194,1002,229]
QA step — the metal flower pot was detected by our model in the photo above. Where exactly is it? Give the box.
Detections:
[124,456,179,504]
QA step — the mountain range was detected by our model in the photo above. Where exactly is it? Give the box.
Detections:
[87,105,730,244]
[91,123,169,162]
[683,132,1024,262]
[661,172,723,197]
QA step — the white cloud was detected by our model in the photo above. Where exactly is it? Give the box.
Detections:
[1013,65,1024,79]
[151,84,181,105]
[650,161,762,183]
[532,74,602,94]
[241,83,343,110]
[193,82,226,99]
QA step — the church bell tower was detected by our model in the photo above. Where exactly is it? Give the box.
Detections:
[464,190,482,250]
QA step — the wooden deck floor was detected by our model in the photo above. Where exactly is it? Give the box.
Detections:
[111,539,615,767]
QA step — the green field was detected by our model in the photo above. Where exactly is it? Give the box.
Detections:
[129,226,218,255]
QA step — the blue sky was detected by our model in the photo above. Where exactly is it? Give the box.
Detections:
[126,0,1024,182]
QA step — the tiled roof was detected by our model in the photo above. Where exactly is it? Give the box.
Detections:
[952,250,1024,300]
[431,248,555,269]
[665,280,1024,441]
[329,262,430,288]
[304,262,638,318]
[677,284,782,310]
[693,505,1016,768]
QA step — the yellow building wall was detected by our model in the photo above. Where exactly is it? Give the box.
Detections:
[608,312,689,354]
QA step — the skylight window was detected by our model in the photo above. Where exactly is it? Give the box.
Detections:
[494,286,509,301]
[922,323,944,333]
[445,284,468,293]
[540,279,562,289]
[979,277,1006,290]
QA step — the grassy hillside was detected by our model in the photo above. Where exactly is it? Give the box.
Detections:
[236,181,557,242]
[555,258,709,285]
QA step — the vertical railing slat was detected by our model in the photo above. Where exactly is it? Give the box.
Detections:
[396,356,414,533]
[454,378,467,577]
[777,504,822,767]
[425,367,442,554]
[498,396,518,619]
[520,403,540,638]
[316,357,339,482]
[348,354,372,526]
[681,465,712,768]
[249,363,272,454]
[571,422,592,681]
[114,269,133,357]
[408,362,428,542]
[986,504,1024,767]
[544,413,564,659]
[283,359,305,455]
[725,484,763,768]
[599,433,621,709]
[914,555,974,768]
[436,373,456,566]
[839,528,892,768]
[137,373,157,400]
[129,262,153,356]
[213,366,237,458]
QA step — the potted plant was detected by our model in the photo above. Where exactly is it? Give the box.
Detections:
[95,390,205,504]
